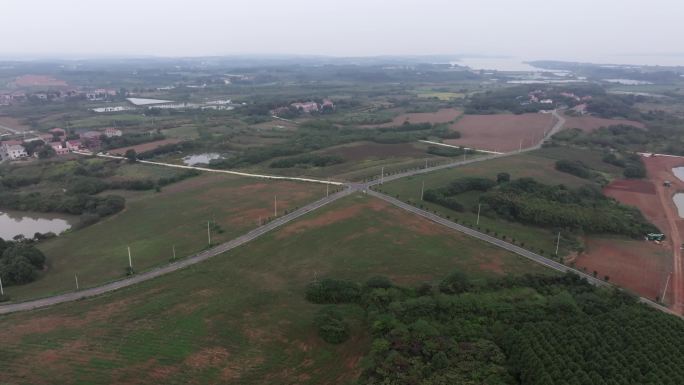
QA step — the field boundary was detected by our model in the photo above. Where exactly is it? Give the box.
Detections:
[73,151,345,186]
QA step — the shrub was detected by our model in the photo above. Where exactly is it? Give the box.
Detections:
[438,271,471,294]
[305,278,361,304]
[314,307,350,344]
[366,276,393,289]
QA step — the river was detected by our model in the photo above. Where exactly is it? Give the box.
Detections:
[674,193,684,219]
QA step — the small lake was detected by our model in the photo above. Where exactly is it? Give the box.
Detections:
[674,194,684,219]
[183,153,223,166]
[0,210,74,240]
[673,167,684,183]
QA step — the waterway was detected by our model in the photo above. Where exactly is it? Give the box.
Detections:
[674,193,684,219]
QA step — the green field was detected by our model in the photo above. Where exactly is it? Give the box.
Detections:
[0,193,552,385]
[5,172,326,301]
[376,148,621,258]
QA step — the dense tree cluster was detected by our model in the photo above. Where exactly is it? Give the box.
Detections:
[0,239,46,286]
[306,272,684,385]
[423,177,498,212]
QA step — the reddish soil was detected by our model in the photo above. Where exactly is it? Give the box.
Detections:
[14,74,68,87]
[563,114,645,132]
[0,116,31,131]
[365,108,463,128]
[325,142,427,161]
[575,238,671,301]
[108,138,183,155]
[445,113,555,152]
[597,155,684,311]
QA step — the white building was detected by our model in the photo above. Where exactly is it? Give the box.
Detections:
[1,142,28,161]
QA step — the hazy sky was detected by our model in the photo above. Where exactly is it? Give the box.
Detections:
[2,0,682,63]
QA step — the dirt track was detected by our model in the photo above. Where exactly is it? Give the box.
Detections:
[644,155,684,313]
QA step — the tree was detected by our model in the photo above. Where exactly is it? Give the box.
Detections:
[125,149,137,163]
[37,145,56,159]
[496,172,511,183]
[438,270,471,294]
[0,254,36,285]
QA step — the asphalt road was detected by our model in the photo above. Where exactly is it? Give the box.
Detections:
[3,110,675,317]
[0,188,352,315]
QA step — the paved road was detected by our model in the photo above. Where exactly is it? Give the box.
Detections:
[0,188,352,315]
[367,189,677,316]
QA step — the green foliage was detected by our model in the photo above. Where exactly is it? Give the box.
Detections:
[438,270,471,294]
[480,177,658,237]
[305,278,362,304]
[496,172,511,183]
[270,154,344,168]
[310,271,684,385]
[0,243,46,286]
[426,145,469,157]
[555,159,592,179]
[365,276,393,289]
[314,306,350,344]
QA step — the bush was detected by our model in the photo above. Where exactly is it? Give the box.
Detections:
[314,307,350,344]
[438,271,471,294]
[366,276,393,289]
[305,279,361,304]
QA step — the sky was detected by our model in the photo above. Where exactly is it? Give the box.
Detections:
[2,0,683,64]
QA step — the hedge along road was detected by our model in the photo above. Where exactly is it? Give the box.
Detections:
[0,110,575,314]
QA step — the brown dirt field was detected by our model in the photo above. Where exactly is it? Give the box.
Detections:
[563,114,645,132]
[13,74,68,87]
[324,142,427,161]
[445,113,555,152]
[603,179,668,230]
[366,108,463,128]
[575,238,671,301]
[108,138,183,155]
[278,198,386,238]
[0,116,31,131]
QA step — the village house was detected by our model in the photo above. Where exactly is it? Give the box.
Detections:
[49,127,66,138]
[49,142,69,156]
[80,131,103,150]
[321,99,335,110]
[66,140,82,151]
[291,101,319,113]
[104,127,122,137]
[0,140,28,161]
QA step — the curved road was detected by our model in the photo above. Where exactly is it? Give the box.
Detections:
[5,110,675,317]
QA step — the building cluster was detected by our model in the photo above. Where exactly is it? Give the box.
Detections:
[0,88,118,106]
[270,99,335,116]
[0,127,122,161]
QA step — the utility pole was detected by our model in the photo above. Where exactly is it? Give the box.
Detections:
[74,274,79,290]
[207,221,211,245]
[127,246,133,270]
[463,150,466,162]
[421,180,425,201]
[519,139,523,153]
[555,232,561,256]
[0,276,4,296]
[380,167,384,184]
[476,203,482,225]
[172,245,176,260]
[326,181,329,197]
[274,195,278,217]
[662,272,672,302]
[425,159,428,169]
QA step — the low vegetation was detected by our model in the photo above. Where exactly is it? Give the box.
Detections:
[307,272,684,385]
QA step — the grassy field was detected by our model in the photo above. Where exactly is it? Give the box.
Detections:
[376,147,621,257]
[0,194,552,385]
[5,172,327,301]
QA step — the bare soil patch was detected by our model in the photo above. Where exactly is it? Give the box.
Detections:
[108,138,183,155]
[445,113,555,152]
[563,114,645,132]
[575,238,670,300]
[0,116,31,131]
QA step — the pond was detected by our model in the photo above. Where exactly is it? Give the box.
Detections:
[673,167,684,183]
[183,153,223,166]
[674,193,684,219]
[0,210,74,240]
